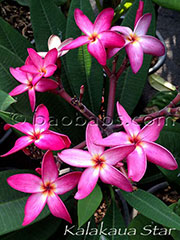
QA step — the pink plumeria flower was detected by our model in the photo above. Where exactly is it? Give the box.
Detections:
[95,102,178,182]
[58,121,135,200]
[61,8,125,66]
[7,150,82,225]
[108,13,165,73]
[134,0,144,27]
[38,35,73,58]
[9,67,59,112]
[1,104,71,157]
[20,48,58,82]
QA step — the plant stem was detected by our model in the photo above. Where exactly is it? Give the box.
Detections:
[73,140,86,149]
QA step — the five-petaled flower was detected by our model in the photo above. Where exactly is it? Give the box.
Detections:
[1,104,71,157]
[108,13,165,73]
[7,150,82,225]
[58,121,135,200]
[61,8,125,66]
[95,102,178,182]
[9,67,59,111]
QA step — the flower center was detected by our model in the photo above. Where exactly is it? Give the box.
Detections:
[40,67,47,74]
[33,131,41,141]
[92,155,106,169]
[127,33,139,43]
[41,182,56,196]
[89,33,99,43]
[129,136,140,144]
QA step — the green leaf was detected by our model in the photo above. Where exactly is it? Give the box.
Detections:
[12,0,66,7]
[115,0,156,115]
[0,90,16,111]
[169,201,180,239]
[114,0,134,24]
[121,189,180,230]
[65,0,103,115]
[78,184,103,227]
[148,74,176,92]
[153,0,180,12]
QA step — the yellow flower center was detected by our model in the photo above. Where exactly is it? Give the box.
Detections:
[88,33,99,43]
[92,155,106,169]
[41,182,56,196]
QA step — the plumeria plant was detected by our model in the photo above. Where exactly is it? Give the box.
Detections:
[0,0,180,239]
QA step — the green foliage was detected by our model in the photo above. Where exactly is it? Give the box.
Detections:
[153,0,180,12]
[0,90,16,111]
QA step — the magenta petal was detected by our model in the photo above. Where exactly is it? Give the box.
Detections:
[87,39,106,65]
[58,149,93,167]
[107,47,121,59]
[94,8,114,32]
[4,122,34,135]
[58,38,74,57]
[1,136,34,157]
[134,13,152,36]
[28,88,36,112]
[134,0,144,27]
[48,130,71,148]
[74,9,94,35]
[100,164,133,192]
[86,121,104,156]
[111,26,132,37]
[35,131,67,151]
[44,64,57,78]
[127,146,147,182]
[7,174,42,193]
[103,145,135,165]
[142,141,178,170]
[32,74,43,85]
[22,193,47,226]
[27,48,43,69]
[44,48,58,66]
[139,35,165,56]
[95,132,130,147]
[41,150,58,183]
[33,104,50,132]
[74,167,100,200]
[55,171,82,195]
[125,41,143,73]
[10,67,28,84]
[35,78,58,92]
[9,84,28,96]
[47,193,72,223]
[61,36,90,51]
[116,102,141,137]
[137,117,165,142]
[20,64,38,74]
[99,31,125,48]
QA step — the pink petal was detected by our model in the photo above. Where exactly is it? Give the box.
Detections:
[111,26,132,37]
[86,121,104,156]
[7,174,42,193]
[127,145,147,182]
[35,78,58,92]
[48,35,61,50]
[103,145,135,165]
[35,131,67,151]
[28,88,36,112]
[10,67,28,84]
[55,171,82,195]
[87,39,106,65]
[27,48,43,69]
[134,0,144,27]
[74,8,94,36]
[61,36,90,50]
[47,193,72,223]
[116,102,141,137]
[95,131,131,147]
[125,41,143,73]
[142,141,178,170]
[9,84,28,96]
[44,64,57,77]
[41,150,58,183]
[58,149,93,167]
[20,64,38,74]
[32,74,43,85]
[33,104,50,133]
[1,136,34,157]
[44,48,58,66]
[137,117,165,142]
[58,38,74,57]
[99,31,125,48]
[25,56,34,65]
[107,47,121,59]
[134,13,152,36]
[22,192,47,226]
[48,130,71,148]
[4,122,34,135]
[139,35,165,56]
[94,8,114,33]
[100,164,133,192]
[74,167,100,199]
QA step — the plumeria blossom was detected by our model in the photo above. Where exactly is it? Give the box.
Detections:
[1,104,71,157]
[95,102,178,182]
[9,67,59,111]
[38,35,73,58]
[7,150,82,225]
[108,13,165,73]
[20,48,58,82]
[58,121,135,200]
[61,8,125,66]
